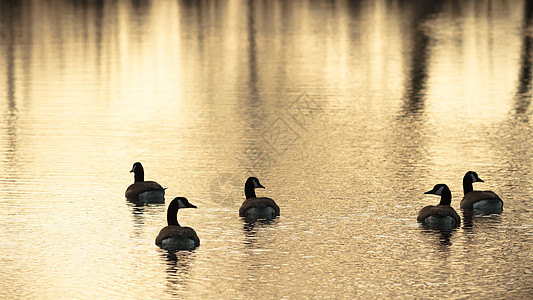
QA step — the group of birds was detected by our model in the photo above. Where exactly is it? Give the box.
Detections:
[126,162,504,251]
[125,162,279,250]
[418,171,504,228]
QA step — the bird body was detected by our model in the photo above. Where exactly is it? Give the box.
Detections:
[239,177,280,219]
[460,171,503,214]
[417,205,460,227]
[239,198,278,219]
[155,226,199,249]
[155,197,200,250]
[418,184,460,227]
[125,162,165,204]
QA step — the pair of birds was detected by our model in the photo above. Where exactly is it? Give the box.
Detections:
[125,162,280,250]
[418,171,504,227]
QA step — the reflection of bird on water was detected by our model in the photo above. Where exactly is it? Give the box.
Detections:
[161,250,195,297]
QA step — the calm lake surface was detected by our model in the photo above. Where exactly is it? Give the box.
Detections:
[1,0,532,298]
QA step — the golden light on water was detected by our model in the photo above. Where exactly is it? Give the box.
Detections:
[0,0,532,298]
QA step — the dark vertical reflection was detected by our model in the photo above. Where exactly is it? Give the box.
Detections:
[4,11,16,112]
[277,1,291,94]
[73,0,90,43]
[346,0,364,97]
[178,0,226,101]
[389,1,444,207]
[177,1,202,76]
[93,0,105,78]
[247,0,259,102]
[241,0,271,174]
[495,0,533,209]
[94,0,116,104]
[515,0,533,121]
[0,1,25,177]
[131,0,151,11]
[163,251,193,298]
[401,0,443,117]
[194,2,206,66]
[128,204,146,238]
[129,0,151,46]
[420,228,455,247]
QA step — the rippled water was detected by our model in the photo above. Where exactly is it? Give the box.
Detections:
[0,0,532,299]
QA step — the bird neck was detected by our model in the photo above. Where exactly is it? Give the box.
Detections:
[167,201,180,226]
[439,188,452,206]
[463,176,473,195]
[134,169,145,183]
[245,181,257,199]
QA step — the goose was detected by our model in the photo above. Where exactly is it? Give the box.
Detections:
[155,197,200,250]
[239,177,280,219]
[125,162,165,203]
[418,184,461,227]
[460,171,503,213]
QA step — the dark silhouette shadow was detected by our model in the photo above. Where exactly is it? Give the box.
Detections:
[242,217,277,231]
[241,217,278,246]
[462,209,475,229]
[160,249,195,298]
[461,209,502,230]
[461,210,502,248]
[419,226,456,246]
[247,0,259,102]
[400,1,444,118]
[0,1,31,184]
[388,2,445,197]
[126,199,165,240]
[126,197,166,207]
[241,0,272,174]
[515,0,533,121]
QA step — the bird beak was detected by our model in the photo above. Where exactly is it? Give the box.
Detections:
[188,203,198,209]
[258,183,265,189]
[424,190,432,194]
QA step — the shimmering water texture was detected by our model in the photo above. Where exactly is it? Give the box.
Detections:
[0,0,532,299]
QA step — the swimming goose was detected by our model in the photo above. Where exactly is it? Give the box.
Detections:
[155,197,200,250]
[460,171,503,213]
[125,162,165,203]
[418,184,461,227]
[239,177,280,219]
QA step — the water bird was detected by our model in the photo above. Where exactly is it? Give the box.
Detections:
[418,184,461,227]
[155,197,200,250]
[460,171,503,214]
[125,162,165,204]
[239,177,280,219]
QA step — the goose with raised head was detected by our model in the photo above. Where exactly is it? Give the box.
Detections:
[155,197,200,250]
[460,171,503,214]
[125,162,165,203]
[418,184,461,227]
[239,177,280,219]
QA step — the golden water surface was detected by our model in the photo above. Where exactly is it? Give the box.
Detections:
[0,0,532,299]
